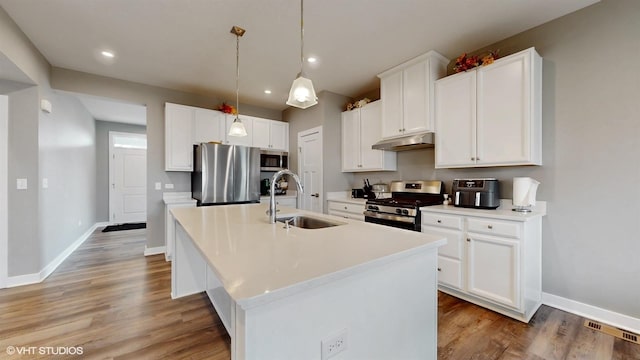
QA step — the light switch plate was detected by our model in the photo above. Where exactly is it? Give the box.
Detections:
[165,183,174,189]
[155,182,162,190]
[16,178,28,190]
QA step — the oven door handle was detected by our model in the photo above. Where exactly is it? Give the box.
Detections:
[363,211,415,224]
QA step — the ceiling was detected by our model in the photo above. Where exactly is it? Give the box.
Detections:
[0,0,599,112]
[74,93,147,125]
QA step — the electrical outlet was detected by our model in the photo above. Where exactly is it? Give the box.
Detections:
[321,329,347,360]
[165,183,174,189]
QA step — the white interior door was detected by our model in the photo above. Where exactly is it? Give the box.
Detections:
[109,132,147,224]
[297,126,323,213]
[0,95,8,288]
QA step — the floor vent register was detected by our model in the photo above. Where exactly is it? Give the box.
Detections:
[584,320,640,345]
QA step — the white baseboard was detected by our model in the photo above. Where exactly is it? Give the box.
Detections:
[543,292,640,334]
[6,222,104,288]
[144,246,166,256]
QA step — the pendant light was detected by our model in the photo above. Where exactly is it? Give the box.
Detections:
[286,0,318,109]
[228,25,248,137]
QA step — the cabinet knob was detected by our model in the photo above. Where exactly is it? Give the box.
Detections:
[344,206,348,210]
[437,220,442,224]
[466,238,471,242]
[487,225,493,229]
[437,268,442,272]
[471,157,475,161]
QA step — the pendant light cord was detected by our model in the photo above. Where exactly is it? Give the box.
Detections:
[300,0,304,74]
[235,33,240,120]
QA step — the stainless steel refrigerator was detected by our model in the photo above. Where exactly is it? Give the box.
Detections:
[192,143,261,206]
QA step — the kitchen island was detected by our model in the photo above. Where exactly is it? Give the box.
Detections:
[171,203,445,360]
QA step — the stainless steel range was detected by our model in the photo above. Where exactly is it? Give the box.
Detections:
[364,180,444,232]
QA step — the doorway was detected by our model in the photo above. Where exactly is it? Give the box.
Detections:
[0,95,7,288]
[109,132,147,224]
[297,126,323,213]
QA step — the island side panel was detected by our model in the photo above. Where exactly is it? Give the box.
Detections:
[235,248,439,360]
[171,222,207,299]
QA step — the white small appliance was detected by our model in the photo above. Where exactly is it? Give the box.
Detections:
[512,177,540,212]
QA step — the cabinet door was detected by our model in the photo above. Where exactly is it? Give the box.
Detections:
[252,118,271,149]
[380,71,404,139]
[225,115,253,147]
[434,71,477,168]
[402,60,430,134]
[359,101,384,170]
[477,52,531,165]
[341,110,361,171]
[467,233,520,309]
[165,103,194,171]
[194,108,225,144]
[270,121,289,152]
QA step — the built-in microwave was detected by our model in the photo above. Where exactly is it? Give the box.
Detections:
[260,151,288,171]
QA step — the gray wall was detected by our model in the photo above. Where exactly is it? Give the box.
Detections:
[353,0,640,318]
[95,120,147,222]
[50,67,282,250]
[38,91,97,269]
[284,91,353,213]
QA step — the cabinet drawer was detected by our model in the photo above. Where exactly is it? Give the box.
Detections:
[438,256,462,289]
[421,213,462,230]
[422,226,463,260]
[467,218,520,238]
[328,210,364,222]
[328,201,365,215]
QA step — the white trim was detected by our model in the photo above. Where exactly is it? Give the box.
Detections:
[144,246,166,257]
[543,292,640,334]
[6,222,104,287]
[0,95,8,289]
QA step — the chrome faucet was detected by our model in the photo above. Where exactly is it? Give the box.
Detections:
[268,169,304,224]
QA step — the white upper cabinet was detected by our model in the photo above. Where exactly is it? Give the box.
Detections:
[194,108,226,144]
[252,117,289,152]
[378,50,448,139]
[435,47,542,168]
[165,103,195,171]
[341,101,396,172]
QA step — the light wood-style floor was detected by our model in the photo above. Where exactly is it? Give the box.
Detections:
[1,228,638,359]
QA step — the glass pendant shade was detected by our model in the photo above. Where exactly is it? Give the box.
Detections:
[286,73,318,109]
[228,117,247,137]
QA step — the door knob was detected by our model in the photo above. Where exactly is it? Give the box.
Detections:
[310,193,319,197]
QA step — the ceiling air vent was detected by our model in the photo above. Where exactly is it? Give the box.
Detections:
[583,320,640,345]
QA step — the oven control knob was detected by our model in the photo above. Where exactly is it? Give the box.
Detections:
[368,205,379,211]
[395,209,402,214]
[402,209,409,215]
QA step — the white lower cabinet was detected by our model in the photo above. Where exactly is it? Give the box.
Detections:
[421,208,542,322]
[327,200,365,221]
[163,194,197,261]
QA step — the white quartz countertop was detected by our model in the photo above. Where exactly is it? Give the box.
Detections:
[171,203,445,308]
[163,192,197,205]
[420,200,546,221]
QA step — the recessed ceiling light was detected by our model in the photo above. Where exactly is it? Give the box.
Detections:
[264,90,272,94]
[307,57,317,63]
[101,50,115,58]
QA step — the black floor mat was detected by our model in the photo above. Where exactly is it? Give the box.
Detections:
[102,222,146,232]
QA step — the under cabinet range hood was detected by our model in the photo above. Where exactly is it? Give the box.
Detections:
[371,132,435,151]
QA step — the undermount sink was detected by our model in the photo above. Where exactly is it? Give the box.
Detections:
[276,215,344,229]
